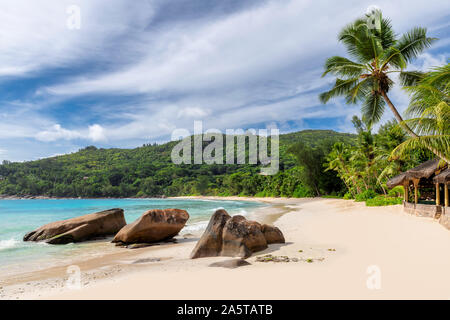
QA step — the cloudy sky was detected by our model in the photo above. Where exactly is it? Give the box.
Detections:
[0,0,448,162]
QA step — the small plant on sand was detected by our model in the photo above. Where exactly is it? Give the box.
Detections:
[366,195,403,206]
[355,189,377,202]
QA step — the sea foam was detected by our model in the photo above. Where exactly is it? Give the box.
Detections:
[0,239,20,251]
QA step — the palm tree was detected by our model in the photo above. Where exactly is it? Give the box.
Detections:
[319,10,450,163]
[325,142,361,195]
[392,63,450,162]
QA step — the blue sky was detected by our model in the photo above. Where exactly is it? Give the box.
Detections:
[0,0,448,162]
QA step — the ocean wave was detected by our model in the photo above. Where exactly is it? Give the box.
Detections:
[238,209,248,216]
[0,239,20,251]
[182,221,209,233]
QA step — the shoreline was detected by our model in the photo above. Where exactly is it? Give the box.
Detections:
[1,197,449,300]
[0,196,288,300]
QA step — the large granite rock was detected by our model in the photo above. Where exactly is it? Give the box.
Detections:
[221,216,268,258]
[261,224,285,244]
[191,210,285,259]
[112,209,189,245]
[190,209,231,259]
[23,208,126,245]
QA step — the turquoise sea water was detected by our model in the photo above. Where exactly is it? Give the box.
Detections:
[0,198,264,275]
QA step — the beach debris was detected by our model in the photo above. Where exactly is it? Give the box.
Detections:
[255,254,325,263]
[256,255,289,263]
[328,248,336,252]
[132,258,162,264]
[126,243,160,249]
[209,259,251,269]
[23,208,126,245]
[190,209,285,259]
[112,209,189,246]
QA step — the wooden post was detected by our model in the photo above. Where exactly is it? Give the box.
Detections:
[404,183,409,202]
[445,183,449,207]
[413,179,419,205]
[436,183,440,206]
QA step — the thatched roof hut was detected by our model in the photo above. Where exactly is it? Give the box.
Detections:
[387,159,449,209]
[386,172,407,189]
[434,169,450,184]
[387,159,442,188]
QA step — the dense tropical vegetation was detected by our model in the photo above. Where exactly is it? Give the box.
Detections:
[0,130,353,198]
[319,10,449,205]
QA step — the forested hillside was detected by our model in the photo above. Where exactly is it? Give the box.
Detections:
[0,130,354,198]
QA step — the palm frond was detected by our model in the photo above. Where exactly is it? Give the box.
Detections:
[391,134,450,159]
[345,77,373,104]
[338,19,383,63]
[382,27,436,69]
[319,78,360,104]
[377,17,396,49]
[362,92,385,124]
[322,56,368,78]
[399,71,425,86]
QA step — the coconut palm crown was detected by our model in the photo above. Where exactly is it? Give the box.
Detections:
[392,63,450,162]
[319,10,450,163]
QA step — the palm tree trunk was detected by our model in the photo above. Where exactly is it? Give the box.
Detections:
[381,91,450,164]
[346,171,361,194]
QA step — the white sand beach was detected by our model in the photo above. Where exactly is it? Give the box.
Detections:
[1,197,449,300]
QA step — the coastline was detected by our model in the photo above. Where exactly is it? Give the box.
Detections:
[1,197,450,300]
[0,196,287,300]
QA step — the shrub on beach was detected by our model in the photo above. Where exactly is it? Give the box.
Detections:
[365,196,403,207]
[355,189,377,202]
[388,186,404,198]
[343,192,353,200]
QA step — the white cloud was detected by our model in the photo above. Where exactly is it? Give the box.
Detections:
[0,0,449,160]
[0,0,155,77]
[43,0,450,98]
[177,107,210,119]
[36,124,82,142]
[88,124,107,142]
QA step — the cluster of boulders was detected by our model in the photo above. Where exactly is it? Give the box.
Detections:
[191,209,285,259]
[23,207,285,259]
[23,208,189,246]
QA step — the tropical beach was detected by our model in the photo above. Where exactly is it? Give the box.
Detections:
[0,197,449,300]
[0,1,449,305]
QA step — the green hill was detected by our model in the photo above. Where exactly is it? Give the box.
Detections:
[0,130,355,198]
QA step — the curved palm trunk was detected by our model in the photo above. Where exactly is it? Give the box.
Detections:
[381,91,450,164]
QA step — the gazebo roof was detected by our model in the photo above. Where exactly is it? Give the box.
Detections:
[433,168,450,184]
[405,159,440,179]
[387,159,445,188]
[386,172,408,189]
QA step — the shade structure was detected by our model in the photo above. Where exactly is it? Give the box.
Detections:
[387,159,445,188]
[433,168,450,184]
